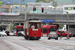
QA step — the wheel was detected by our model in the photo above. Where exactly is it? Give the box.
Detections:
[48,37,51,40]
[24,35,29,40]
[36,37,41,40]
[29,37,33,40]
[66,34,67,37]
[58,34,60,37]
[55,38,58,40]
[69,35,71,38]
[18,33,22,36]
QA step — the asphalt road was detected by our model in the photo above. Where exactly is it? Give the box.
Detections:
[0,36,75,50]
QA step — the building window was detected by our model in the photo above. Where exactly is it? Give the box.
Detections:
[64,7,68,10]
[73,7,75,10]
[0,8,9,13]
[64,7,72,10]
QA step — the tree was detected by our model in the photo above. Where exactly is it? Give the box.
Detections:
[0,1,2,5]
[59,24,64,29]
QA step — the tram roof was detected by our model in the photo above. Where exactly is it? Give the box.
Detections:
[29,20,41,22]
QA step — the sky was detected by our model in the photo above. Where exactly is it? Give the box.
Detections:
[0,0,36,4]
[55,0,73,5]
[0,0,74,5]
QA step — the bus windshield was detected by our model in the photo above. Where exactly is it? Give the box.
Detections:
[49,28,57,32]
[17,28,23,32]
[41,28,48,33]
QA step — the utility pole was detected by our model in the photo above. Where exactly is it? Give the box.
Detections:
[19,0,22,25]
[25,0,27,21]
[20,0,22,13]
[72,0,75,3]
[66,12,69,39]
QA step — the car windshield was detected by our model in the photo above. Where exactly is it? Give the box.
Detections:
[50,32,56,34]
[58,31,65,33]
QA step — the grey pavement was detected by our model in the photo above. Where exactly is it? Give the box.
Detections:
[0,36,75,50]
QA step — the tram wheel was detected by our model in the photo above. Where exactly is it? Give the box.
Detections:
[24,35,29,40]
[29,37,35,40]
[36,37,41,40]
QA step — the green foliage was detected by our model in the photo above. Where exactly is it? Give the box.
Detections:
[59,24,64,29]
[11,24,14,30]
[0,1,2,5]
[14,23,19,26]
[12,3,19,5]
[10,23,19,30]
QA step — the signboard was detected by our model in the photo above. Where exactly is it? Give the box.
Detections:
[16,7,18,9]
[0,13,20,15]
[41,19,54,22]
[25,2,27,4]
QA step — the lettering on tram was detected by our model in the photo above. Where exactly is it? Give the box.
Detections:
[24,19,41,40]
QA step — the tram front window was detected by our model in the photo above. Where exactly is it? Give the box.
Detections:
[29,23,41,29]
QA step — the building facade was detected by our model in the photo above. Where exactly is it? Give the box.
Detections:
[0,5,11,13]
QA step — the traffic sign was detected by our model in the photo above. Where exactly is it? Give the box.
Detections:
[16,7,18,9]
[28,11,30,13]
[41,19,54,22]
[25,2,27,4]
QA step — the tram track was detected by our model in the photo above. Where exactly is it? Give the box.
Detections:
[0,40,17,50]
[30,39,75,50]
[5,37,65,50]
[14,37,75,50]
[4,37,45,50]
[4,36,75,50]
[7,37,61,50]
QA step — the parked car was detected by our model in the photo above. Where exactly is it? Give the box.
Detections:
[56,31,72,37]
[65,31,73,37]
[5,31,10,36]
[13,30,16,36]
[18,31,24,36]
[48,31,58,40]
[0,31,7,37]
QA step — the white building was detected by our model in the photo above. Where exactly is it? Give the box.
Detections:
[11,2,55,14]
[56,4,75,14]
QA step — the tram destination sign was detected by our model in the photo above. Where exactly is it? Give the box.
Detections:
[41,19,54,22]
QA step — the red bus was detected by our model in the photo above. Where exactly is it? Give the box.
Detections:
[16,25,24,36]
[41,25,57,36]
[24,19,41,40]
[48,25,57,31]
[41,25,49,36]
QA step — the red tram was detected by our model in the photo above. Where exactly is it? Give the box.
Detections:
[24,19,41,40]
